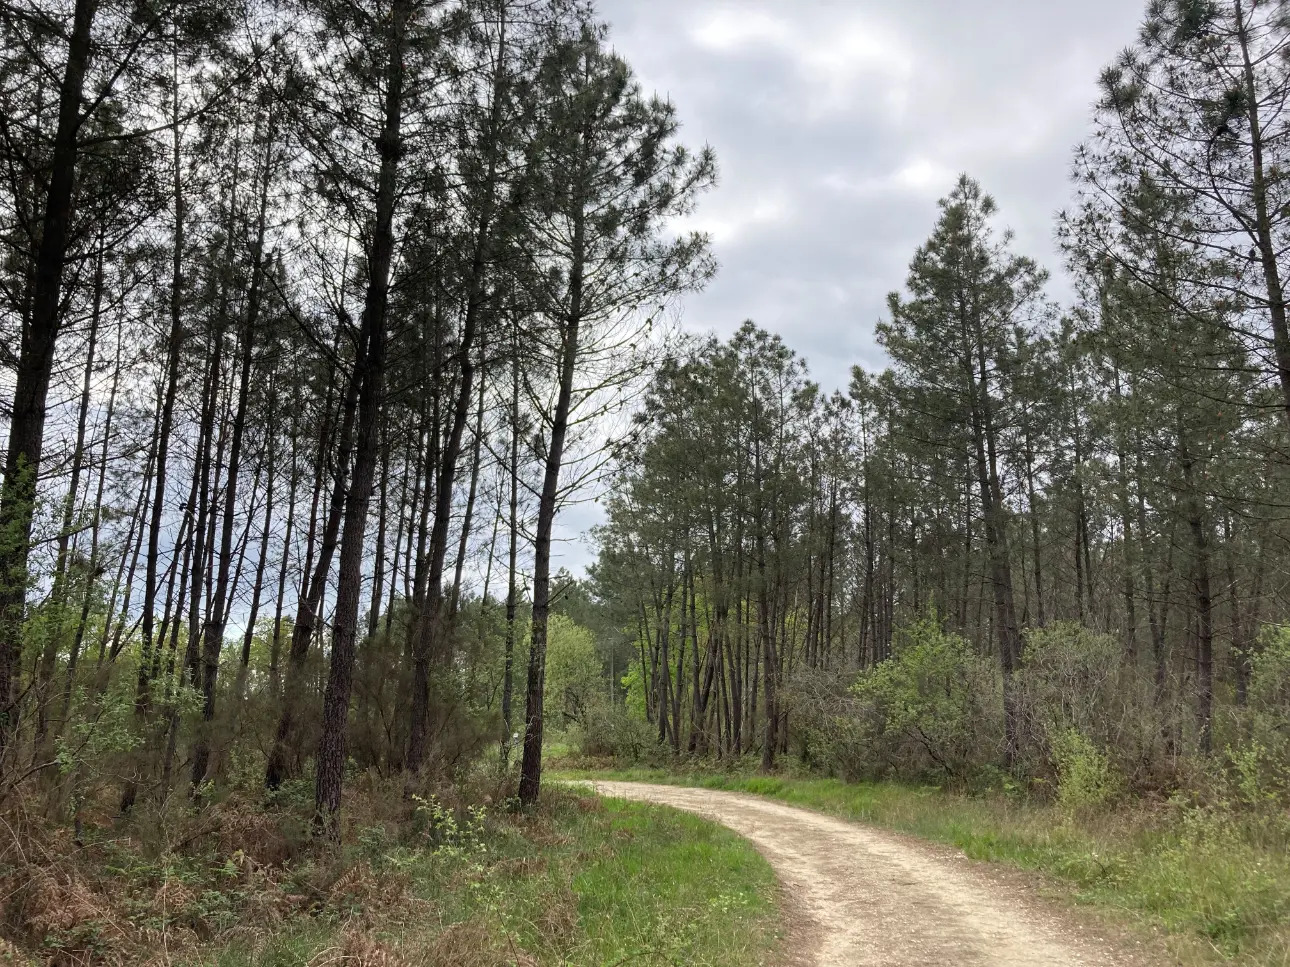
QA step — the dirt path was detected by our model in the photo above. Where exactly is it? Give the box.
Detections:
[592,781,1167,967]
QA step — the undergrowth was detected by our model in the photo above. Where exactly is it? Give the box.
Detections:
[0,771,781,967]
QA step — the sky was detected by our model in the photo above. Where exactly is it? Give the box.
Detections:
[549,0,1148,576]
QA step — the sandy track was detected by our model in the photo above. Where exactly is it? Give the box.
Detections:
[592,781,1165,967]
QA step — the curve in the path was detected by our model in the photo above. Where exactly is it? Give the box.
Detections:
[592,781,1164,967]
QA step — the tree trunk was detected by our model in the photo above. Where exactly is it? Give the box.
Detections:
[518,200,585,805]
[501,345,521,766]
[406,15,507,771]
[33,241,105,760]
[1235,0,1290,430]
[1179,434,1213,754]
[0,0,98,759]
[966,301,1023,766]
[265,351,359,789]
[313,0,407,836]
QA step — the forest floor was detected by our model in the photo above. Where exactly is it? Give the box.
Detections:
[2,781,785,966]
[557,766,1290,966]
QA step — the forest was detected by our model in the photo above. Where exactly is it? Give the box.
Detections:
[587,7,1290,790]
[0,0,714,823]
[2,0,1290,964]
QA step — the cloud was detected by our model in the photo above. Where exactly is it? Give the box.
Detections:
[679,189,793,245]
[567,0,1149,575]
[688,7,915,120]
[822,157,960,200]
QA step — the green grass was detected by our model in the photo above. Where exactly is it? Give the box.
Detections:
[198,788,782,966]
[556,764,1290,966]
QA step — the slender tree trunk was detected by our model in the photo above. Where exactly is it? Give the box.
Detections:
[269,417,299,699]
[101,401,158,671]
[1021,423,1046,627]
[121,58,190,812]
[62,324,123,730]
[406,15,508,771]
[265,350,359,789]
[0,0,99,759]
[368,424,391,638]
[314,0,407,835]
[193,119,274,788]
[450,335,489,617]
[33,242,105,759]
[235,391,278,708]
[1235,0,1290,429]
[501,345,521,767]
[966,300,1023,766]
[518,198,585,805]
[1179,432,1213,754]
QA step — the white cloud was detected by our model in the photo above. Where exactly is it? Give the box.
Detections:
[688,8,784,51]
[689,6,914,119]
[677,190,792,245]
[822,157,959,200]
[893,158,955,192]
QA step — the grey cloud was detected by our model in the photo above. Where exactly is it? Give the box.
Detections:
[555,0,1147,573]
[598,0,1143,386]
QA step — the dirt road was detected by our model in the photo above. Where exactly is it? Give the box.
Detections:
[592,781,1164,967]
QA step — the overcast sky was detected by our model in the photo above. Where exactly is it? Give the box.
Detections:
[550,0,1148,575]
[596,0,1146,384]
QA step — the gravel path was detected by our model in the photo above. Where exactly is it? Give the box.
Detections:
[591,781,1169,967]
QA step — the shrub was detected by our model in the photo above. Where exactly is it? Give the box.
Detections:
[1017,622,1169,792]
[1226,624,1290,809]
[781,666,873,780]
[837,610,1002,782]
[1050,727,1121,815]
[544,615,602,729]
[572,701,660,763]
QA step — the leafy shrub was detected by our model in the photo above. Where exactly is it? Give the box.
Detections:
[572,701,660,763]
[1050,727,1121,815]
[781,666,873,780]
[1225,624,1290,809]
[620,662,648,721]
[411,795,489,858]
[544,614,603,729]
[1249,625,1290,710]
[797,610,1002,782]
[1017,622,1170,791]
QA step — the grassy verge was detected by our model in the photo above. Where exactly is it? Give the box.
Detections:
[555,763,1290,966]
[3,781,782,967]
[206,794,782,967]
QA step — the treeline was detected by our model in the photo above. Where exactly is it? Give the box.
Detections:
[590,0,1290,788]
[0,0,713,832]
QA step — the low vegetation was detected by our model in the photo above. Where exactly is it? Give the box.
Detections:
[0,776,780,966]
[560,762,1290,966]
[549,616,1290,965]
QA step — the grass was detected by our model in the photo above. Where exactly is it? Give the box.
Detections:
[554,763,1290,966]
[0,773,783,967]
[188,787,783,967]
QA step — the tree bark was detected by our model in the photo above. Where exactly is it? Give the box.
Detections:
[518,198,585,805]
[0,0,99,759]
[313,0,407,835]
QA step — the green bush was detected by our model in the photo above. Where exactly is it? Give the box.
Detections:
[573,701,660,763]
[1050,727,1121,815]
[781,666,873,780]
[819,610,1003,782]
[1017,622,1170,791]
[544,614,603,729]
[1226,624,1290,809]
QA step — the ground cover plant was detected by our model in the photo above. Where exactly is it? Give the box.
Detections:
[0,774,780,967]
